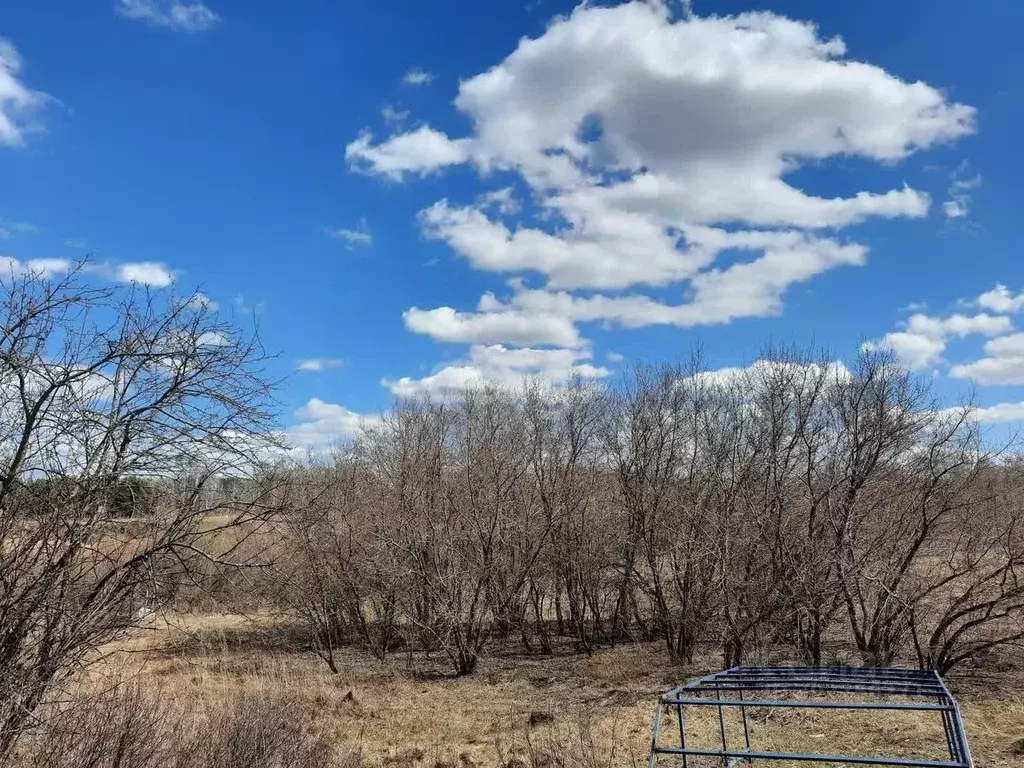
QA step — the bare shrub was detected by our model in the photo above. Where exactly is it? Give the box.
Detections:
[13,678,359,768]
[494,710,631,768]
[197,688,343,768]
[280,345,1024,677]
[16,681,170,768]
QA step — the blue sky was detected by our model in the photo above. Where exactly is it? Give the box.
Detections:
[2,0,1023,451]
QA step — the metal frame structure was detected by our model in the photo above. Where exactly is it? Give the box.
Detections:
[649,667,974,767]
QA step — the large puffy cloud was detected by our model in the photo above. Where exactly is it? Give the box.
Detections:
[355,4,972,187]
[346,2,972,349]
[346,2,975,394]
[383,344,609,398]
[0,39,49,147]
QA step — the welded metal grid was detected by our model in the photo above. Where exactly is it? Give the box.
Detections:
[649,667,974,767]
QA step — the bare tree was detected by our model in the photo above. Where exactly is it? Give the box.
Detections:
[0,264,280,759]
[524,379,612,654]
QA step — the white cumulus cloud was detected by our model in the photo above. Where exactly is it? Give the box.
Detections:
[404,305,581,347]
[863,312,1012,370]
[115,262,176,287]
[0,256,70,279]
[0,39,50,147]
[347,2,973,360]
[285,398,377,454]
[347,127,470,181]
[962,402,1024,424]
[384,344,608,398]
[949,332,1024,386]
[977,284,1024,314]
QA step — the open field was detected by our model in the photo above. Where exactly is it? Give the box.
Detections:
[78,611,1024,768]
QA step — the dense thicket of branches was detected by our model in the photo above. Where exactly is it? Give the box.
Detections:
[0,266,283,761]
[285,351,1024,677]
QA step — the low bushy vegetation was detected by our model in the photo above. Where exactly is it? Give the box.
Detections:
[280,353,1024,678]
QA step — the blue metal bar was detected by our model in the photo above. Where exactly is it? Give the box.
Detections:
[652,746,968,767]
[715,682,728,767]
[647,701,663,768]
[664,697,954,711]
[654,667,974,768]
[738,686,751,763]
[675,700,687,768]
[940,703,958,763]
[710,677,943,686]
[718,666,932,675]
[692,688,946,700]
[935,675,975,767]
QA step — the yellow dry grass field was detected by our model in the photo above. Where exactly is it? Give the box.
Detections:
[92,611,1024,768]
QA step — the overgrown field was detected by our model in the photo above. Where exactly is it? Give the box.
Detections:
[19,610,1022,768]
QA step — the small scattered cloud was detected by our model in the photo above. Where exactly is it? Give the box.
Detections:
[197,330,230,346]
[477,187,520,216]
[326,218,372,249]
[346,127,469,181]
[115,261,175,287]
[0,256,70,278]
[0,39,50,147]
[962,401,1024,424]
[0,219,40,239]
[381,104,409,126]
[285,398,378,454]
[297,358,344,372]
[977,284,1024,314]
[115,0,221,31]
[870,283,1024,383]
[606,351,625,363]
[186,292,218,311]
[63,238,87,249]
[899,301,928,313]
[943,162,982,223]
[402,68,433,86]
[233,295,266,315]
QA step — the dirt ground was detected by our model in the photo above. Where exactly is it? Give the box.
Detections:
[102,612,1024,768]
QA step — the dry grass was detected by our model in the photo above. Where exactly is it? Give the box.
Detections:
[37,611,1018,768]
